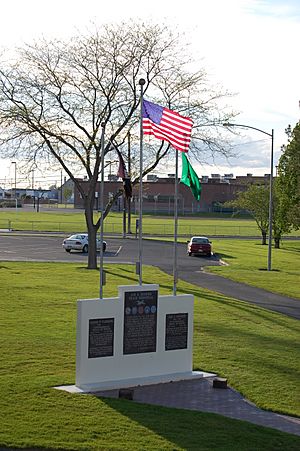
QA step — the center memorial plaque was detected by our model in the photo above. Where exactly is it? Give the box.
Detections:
[123,290,158,355]
[165,313,188,351]
[88,318,114,358]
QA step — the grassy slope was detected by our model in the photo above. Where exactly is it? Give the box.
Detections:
[208,239,300,299]
[0,262,299,450]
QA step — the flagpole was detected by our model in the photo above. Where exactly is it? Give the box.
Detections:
[127,132,132,234]
[173,149,179,295]
[99,122,105,299]
[138,78,145,285]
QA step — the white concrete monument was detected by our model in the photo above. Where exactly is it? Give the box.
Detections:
[56,284,205,393]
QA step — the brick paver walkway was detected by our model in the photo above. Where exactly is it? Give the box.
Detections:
[95,377,300,437]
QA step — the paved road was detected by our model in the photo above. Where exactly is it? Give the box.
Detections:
[1,234,299,319]
[0,234,221,268]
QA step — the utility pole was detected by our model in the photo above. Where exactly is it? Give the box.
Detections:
[11,162,17,213]
[60,170,63,204]
[127,131,132,234]
[223,122,274,271]
[122,158,126,239]
[122,194,126,238]
[32,170,35,210]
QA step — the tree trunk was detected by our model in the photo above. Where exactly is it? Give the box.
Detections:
[274,236,281,249]
[85,201,98,269]
[261,230,267,245]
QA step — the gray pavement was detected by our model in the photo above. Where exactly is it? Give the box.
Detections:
[95,377,300,437]
[159,263,300,320]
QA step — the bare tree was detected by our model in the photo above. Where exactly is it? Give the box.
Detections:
[0,21,237,269]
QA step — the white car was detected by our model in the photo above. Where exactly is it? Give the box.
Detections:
[62,234,107,253]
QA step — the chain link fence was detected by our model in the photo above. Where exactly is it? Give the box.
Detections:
[1,218,299,238]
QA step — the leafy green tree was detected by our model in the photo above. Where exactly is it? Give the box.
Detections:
[277,123,300,230]
[225,185,269,244]
[226,182,292,248]
[271,180,293,248]
[63,188,73,204]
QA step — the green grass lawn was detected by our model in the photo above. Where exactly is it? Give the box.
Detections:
[0,210,89,232]
[0,262,299,450]
[207,239,300,299]
[1,209,300,237]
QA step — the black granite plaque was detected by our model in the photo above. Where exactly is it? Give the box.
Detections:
[123,289,158,355]
[165,313,188,351]
[88,318,114,358]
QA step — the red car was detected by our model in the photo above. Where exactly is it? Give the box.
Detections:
[187,236,212,257]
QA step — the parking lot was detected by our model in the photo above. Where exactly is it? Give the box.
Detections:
[1,232,299,319]
[0,233,221,270]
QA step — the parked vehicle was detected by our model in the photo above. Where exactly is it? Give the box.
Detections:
[62,234,107,253]
[187,236,212,257]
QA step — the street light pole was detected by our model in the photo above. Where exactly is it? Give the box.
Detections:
[268,129,274,272]
[11,161,17,213]
[127,131,132,234]
[60,170,63,205]
[223,123,274,271]
[32,170,36,210]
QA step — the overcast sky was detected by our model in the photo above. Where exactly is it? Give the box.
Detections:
[1,0,300,187]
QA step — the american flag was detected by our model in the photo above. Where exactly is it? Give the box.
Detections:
[142,99,193,153]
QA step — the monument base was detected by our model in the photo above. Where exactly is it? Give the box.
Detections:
[55,370,216,394]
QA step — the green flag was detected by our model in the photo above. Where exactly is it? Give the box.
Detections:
[180,153,202,201]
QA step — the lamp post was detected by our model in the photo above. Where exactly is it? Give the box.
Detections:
[31,170,36,210]
[106,160,112,179]
[223,123,274,271]
[127,131,132,234]
[11,161,17,213]
[60,170,63,204]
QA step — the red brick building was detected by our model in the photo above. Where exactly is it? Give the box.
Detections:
[73,173,271,214]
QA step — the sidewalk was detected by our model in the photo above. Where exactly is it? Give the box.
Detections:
[95,377,300,437]
[160,265,300,320]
